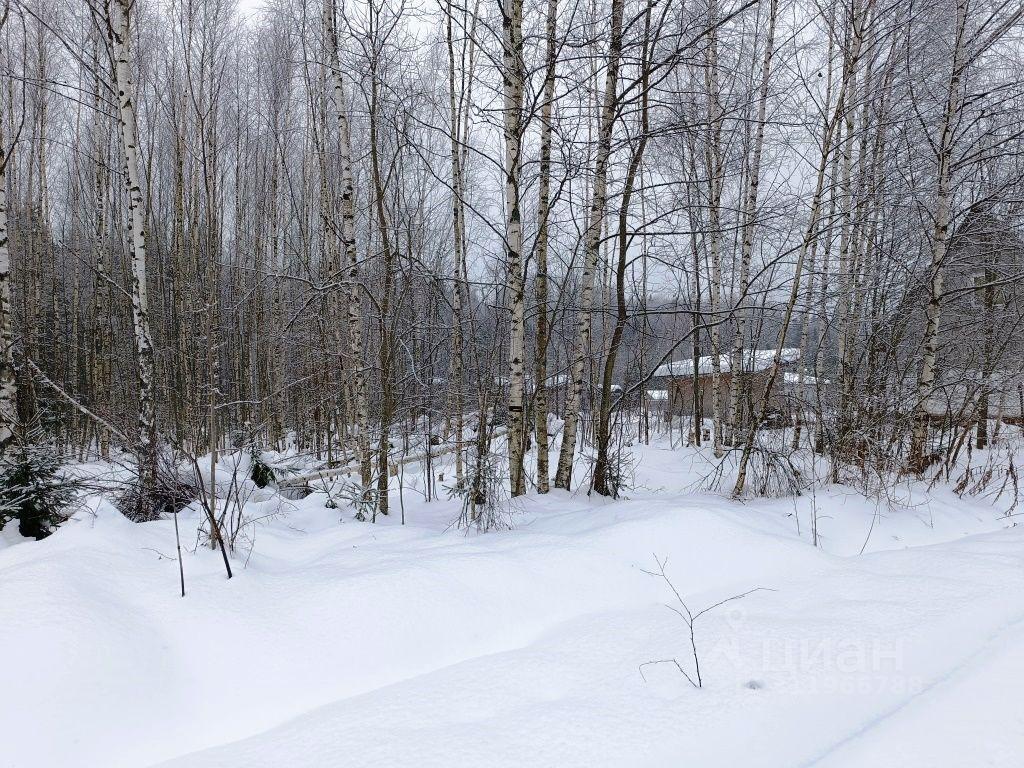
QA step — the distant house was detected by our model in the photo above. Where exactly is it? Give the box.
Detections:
[913,207,1024,434]
[922,370,1024,423]
[643,389,669,416]
[654,348,802,419]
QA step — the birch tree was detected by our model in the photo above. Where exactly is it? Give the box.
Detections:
[732,0,866,496]
[907,0,969,471]
[554,0,625,491]
[106,0,159,517]
[726,0,778,443]
[532,0,557,494]
[0,1,18,459]
[501,0,526,496]
[324,0,371,489]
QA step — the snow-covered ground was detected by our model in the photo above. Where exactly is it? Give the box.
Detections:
[1,441,1021,767]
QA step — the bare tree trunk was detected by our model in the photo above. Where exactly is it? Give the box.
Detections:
[594,2,654,497]
[0,116,16,458]
[366,4,396,517]
[793,12,837,453]
[908,0,968,472]
[732,4,862,496]
[976,263,996,449]
[501,0,526,496]
[554,0,624,491]
[90,38,112,459]
[0,0,17,454]
[727,0,778,445]
[533,0,557,494]
[109,0,158,518]
[702,8,726,456]
[832,10,863,465]
[324,0,371,489]
[445,0,466,488]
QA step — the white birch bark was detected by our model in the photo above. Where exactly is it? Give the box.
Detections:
[324,0,371,489]
[0,0,16,455]
[909,0,968,471]
[445,0,479,489]
[501,0,526,496]
[0,128,16,458]
[533,0,557,494]
[732,4,863,496]
[109,0,159,515]
[832,22,861,454]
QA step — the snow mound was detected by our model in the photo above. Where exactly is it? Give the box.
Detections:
[2,449,1021,767]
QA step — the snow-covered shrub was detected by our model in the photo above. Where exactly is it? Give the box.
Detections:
[116,447,199,522]
[593,424,636,499]
[448,449,511,532]
[0,434,79,540]
[726,436,804,498]
[333,479,380,521]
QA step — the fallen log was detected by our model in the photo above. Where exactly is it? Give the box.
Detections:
[276,427,507,491]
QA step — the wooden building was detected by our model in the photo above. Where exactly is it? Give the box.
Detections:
[654,348,802,421]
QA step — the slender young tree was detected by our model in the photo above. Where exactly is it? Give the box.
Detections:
[908,0,969,472]
[733,0,865,496]
[593,0,656,497]
[726,0,778,443]
[324,0,371,489]
[555,0,624,491]
[501,0,526,496]
[532,0,558,494]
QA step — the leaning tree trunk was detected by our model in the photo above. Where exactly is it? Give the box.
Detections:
[554,0,624,491]
[109,0,159,518]
[592,140,647,497]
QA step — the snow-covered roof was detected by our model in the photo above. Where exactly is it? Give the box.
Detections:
[653,348,800,379]
[783,372,818,385]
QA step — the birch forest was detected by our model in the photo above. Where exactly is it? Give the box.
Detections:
[2,0,1024,518]
[5,0,1024,764]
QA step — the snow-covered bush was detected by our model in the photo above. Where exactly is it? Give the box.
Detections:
[116,447,199,522]
[333,479,380,521]
[448,448,511,532]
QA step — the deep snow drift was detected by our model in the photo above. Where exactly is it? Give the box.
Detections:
[1,441,1022,767]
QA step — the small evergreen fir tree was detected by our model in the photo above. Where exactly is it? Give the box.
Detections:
[248,441,275,489]
[0,427,78,540]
